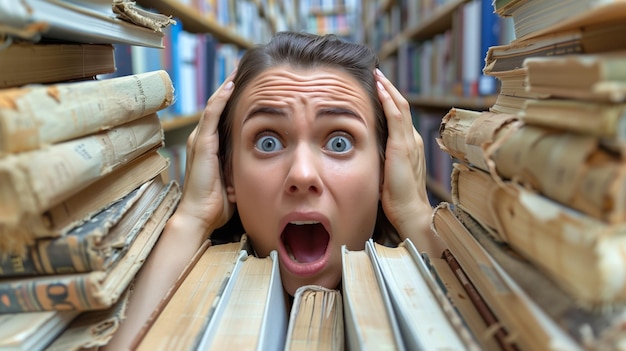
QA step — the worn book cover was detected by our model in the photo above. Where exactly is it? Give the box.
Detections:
[0,181,180,313]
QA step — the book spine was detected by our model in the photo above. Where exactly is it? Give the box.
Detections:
[0,113,163,227]
[0,70,173,153]
[0,272,106,313]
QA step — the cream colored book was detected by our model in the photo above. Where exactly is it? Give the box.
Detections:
[370,239,480,351]
[456,207,626,350]
[431,203,583,351]
[285,285,344,351]
[0,181,180,313]
[489,182,626,305]
[341,244,403,350]
[438,108,626,224]
[0,70,173,154]
[136,237,251,351]
[524,51,626,102]
[0,113,163,230]
[0,310,79,350]
[196,250,288,351]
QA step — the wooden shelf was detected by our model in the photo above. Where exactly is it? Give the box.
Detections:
[378,0,468,60]
[136,0,254,49]
[407,94,497,111]
[161,113,201,132]
[426,175,451,203]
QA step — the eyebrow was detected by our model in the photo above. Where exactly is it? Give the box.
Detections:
[243,106,365,125]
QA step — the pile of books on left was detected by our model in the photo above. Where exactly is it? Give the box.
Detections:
[0,1,179,350]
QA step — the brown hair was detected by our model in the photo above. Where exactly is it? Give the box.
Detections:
[212,31,399,245]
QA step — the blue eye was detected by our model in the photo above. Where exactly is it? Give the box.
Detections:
[325,135,352,153]
[255,135,283,152]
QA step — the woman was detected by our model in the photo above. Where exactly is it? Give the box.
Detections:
[106,31,435,349]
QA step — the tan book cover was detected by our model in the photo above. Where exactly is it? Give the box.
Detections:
[431,203,583,351]
[285,285,344,351]
[0,113,163,232]
[0,42,115,88]
[0,70,173,153]
[135,237,251,351]
[439,108,626,224]
[0,181,180,313]
[0,309,79,350]
[524,51,626,102]
[456,207,626,350]
[490,182,626,304]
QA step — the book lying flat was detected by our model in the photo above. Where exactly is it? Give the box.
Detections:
[0,113,164,253]
[0,42,115,89]
[0,180,180,313]
[135,237,251,351]
[196,250,288,351]
[285,285,344,351]
[0,0,171,48]
[431,203,583,351]
[0,177,168,276]
[0,70,174,154]
[0,310,79,351]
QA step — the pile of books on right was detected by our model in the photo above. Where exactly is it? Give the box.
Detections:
[432,0,626,350]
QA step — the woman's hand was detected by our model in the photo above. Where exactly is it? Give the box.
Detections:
[175,69,237,241]
[375,69,433,243]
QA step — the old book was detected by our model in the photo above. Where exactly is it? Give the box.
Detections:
[135,237,251,351]
[425,252,512,351]
[489,182,626,305]
[0,0,171,48]
[0,113,164,248]
[520,99,626,151]
[484,20,626,76]
[456,207,626,350]
[0,177,167,276]
[285,285,344,351]
[341,244,403,350]
[494,0,626,41]
[370,239,480,350]
[0,180,180,313]
[46,288,131,351]
[0,310,79,350]
[196,250,288,351]
[438,108,626,224]
[431,203,583,351]
[0,70,173,153]
[0,42,115,88]
[524,51,626,102]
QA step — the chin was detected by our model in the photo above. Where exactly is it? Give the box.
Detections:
[281,271,342,297]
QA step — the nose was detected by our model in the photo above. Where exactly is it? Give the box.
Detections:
[285,144,323,196]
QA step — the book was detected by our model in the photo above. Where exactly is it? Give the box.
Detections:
[483,20,626,76]
[0,113,164,248]
[0,42,115,89]
[135,237,251,351]
[341,244,403,350]
[488,181,626,305]
[284,285,344,351]
[46,287,131,351]
[524,51,626,102]
[438,108,626,224]
[0,176,168,277]
[0,0,172,48]
[431,203,583,351]
[0,70,174,154]
[0,180,180,313]
[456,206,626,351]
[195,250,287,351]
[0,310,79,351]
[370,239,480,350]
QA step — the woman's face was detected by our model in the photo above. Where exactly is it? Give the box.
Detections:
[226,65,381,295]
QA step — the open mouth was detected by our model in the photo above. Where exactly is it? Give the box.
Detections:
[281,221,330,264]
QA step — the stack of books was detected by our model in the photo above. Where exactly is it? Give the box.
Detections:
[433,0,626,350]
[0,1,181,350]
